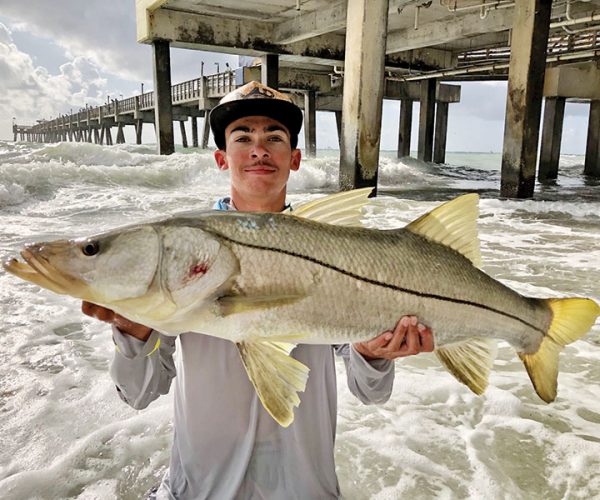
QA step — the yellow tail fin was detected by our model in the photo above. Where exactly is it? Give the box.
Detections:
[519,298,600,403]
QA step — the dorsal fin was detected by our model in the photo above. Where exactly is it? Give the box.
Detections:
[288,188,373,227]
[405,193,481,267]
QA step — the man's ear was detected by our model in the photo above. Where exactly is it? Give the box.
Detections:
[290,148,301,172]
[214,149,229,171]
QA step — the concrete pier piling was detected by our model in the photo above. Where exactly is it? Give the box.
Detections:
[418,79,436,162]
[202,113,210,149]
[339,0,388,192]
[116,123,126,144]
[539,97,566,183]
[500,0,551,198]
[397,99,412,159]
[584,100,600,177]
[304,91,317,157]
[261,54,279,89]
[181,121,189,148]
[153,39,175,155]
[192,117,199,148]
[433,102,449,165]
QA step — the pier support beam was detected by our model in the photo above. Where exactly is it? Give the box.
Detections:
[202,113,210,149]
[180,120,188,148]
[116,123,126,144]
[192,117,199,148]
[304,91,317,157]
[418,79,436,162]
[136,120,143,144]
[335,111,342,147]
[433,102,449,164]
[500,0,551,198]
[538,97,566,182]
[398,99,413,158]
[261,54,279,89]
[152,39,174,155]
[584,100,600,177]
[339,0,389,191]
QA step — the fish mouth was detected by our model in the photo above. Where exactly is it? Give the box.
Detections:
[3,246,86,297]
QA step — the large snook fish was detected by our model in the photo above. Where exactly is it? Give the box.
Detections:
[3,191,599,426]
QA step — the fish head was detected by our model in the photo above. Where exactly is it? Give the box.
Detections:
[156,224,239,308]
[3,226,161,306]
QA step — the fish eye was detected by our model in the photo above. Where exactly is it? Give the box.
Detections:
[81,241,100,257]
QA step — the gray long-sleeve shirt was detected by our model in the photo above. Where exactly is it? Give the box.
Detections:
[110,330,395,500]
[109,196,395,499]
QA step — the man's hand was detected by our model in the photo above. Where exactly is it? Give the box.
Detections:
[81,301,152,341]
[353,316,434,361]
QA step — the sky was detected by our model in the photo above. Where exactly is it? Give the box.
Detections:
[0,0,592,153]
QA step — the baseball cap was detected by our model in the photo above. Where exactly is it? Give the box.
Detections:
[209,81,303,150]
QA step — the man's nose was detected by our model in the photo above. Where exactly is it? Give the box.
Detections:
[250,140,270,158]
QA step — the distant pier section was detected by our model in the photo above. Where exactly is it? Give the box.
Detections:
[13,72,237,149]
[13,65,461,164]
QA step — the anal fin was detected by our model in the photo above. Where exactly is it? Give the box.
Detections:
[237,341,309,427]
[435,337,498,395]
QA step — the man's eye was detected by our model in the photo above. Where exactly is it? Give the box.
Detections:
[268,136,283,142]
[235,136,250,142]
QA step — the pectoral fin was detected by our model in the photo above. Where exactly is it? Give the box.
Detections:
[217,294,306,316]
[237,341,310,427]
[435,337,498,395]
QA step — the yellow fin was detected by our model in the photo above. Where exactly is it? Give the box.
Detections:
[406,194,481,267]
[237,341,309,427]
[217,294,305,316]
[288,188,373,227]
[435,337,497,395]
[519,297,600,403]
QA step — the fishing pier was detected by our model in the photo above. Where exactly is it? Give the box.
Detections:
[14,68,460,161]
[15,0,600,198]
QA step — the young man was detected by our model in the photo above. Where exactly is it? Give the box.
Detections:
[83,81,434,499]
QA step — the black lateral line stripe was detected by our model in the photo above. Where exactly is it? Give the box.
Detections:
[216,233,546,335]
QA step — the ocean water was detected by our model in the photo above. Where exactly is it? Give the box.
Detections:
[0,141,598,499]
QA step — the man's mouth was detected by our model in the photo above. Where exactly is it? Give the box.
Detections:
[245,164,277,174]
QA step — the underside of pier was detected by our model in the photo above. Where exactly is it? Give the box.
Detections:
[91,2,600,194]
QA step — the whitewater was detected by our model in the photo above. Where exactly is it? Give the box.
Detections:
[0,140,599,499]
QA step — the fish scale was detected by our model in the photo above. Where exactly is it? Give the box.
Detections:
[192,211,551,348]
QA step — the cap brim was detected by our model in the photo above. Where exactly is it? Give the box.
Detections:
[209,99,303,150]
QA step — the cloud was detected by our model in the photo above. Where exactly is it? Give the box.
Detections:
[0,23,111,138]
[1,0,149,81]
[1,0,237,86]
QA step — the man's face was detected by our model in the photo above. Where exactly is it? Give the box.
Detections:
[214,115,301,204]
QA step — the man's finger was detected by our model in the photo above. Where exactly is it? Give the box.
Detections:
[368,331,393,350]
[418,324,435,352]
[403,319,421,355]
[386,316,410,352]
